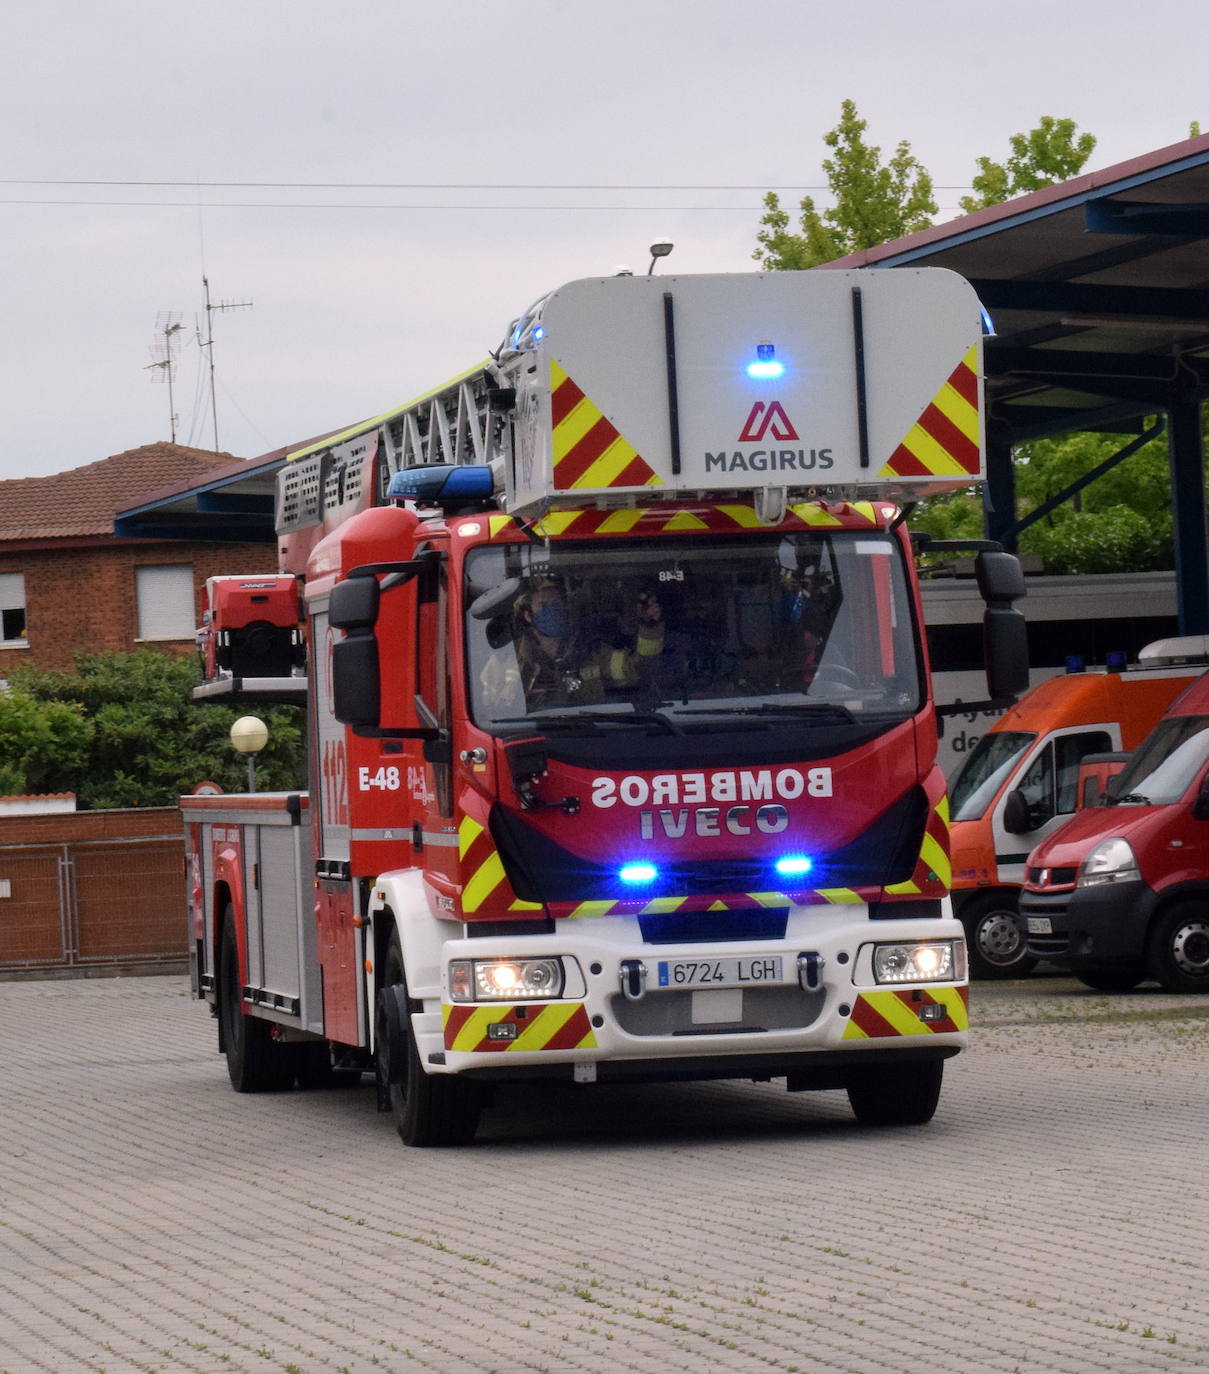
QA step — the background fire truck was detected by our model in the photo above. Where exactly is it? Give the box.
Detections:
[183,268,1026,1145]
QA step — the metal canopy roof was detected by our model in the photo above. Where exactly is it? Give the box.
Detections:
[828,130,1209,631]
[829,131,1209,437]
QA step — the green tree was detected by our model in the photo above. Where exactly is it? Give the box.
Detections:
[960,116,1096,213]
[0,688,92,796]
[754,99,937,270]
[9,651,307,808]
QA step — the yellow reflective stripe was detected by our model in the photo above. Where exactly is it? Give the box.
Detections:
[934,377,979,444]
[552,393,603,462]
[640,897,688,914]
[566,900,618,919]
[716,504,763,528]
[447,1006,498,1051]
[462,852,505,912]
[893,421,969,476]
[533,510,583,538]
[488,515,514,537]
[789,504,843,527]
[817,887,862,904]
[598,509,645,534]
[746,891,789,906]
[863,991,924,1036]
[920,830,952,886]
[511,1003,584,1051]
[884,880,922,896]
[662,511,708,530]
[458,815,484,860]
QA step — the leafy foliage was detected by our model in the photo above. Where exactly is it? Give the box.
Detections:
[0,688,91,797]
[959,116,1096,212]
[754,100,937,270]
[4,650,306,808]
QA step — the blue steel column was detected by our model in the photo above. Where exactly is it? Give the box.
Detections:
[983,423,1017,550]
[1169,382,1209,635]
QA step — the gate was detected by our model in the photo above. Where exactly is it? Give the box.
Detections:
[0,810,187,976]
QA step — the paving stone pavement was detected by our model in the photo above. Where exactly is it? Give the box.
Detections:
[3,973,1209,1373]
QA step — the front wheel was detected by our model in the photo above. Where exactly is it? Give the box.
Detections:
[960,891,1038,981]
[377,932,481,1147]
[846,1058,943,1127]
[1148,901,1209,993]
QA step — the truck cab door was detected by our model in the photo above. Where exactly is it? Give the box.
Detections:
[992,728,1115,882]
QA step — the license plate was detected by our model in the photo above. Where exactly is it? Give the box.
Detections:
[657,956,785,988]
[1027,917,1052,935]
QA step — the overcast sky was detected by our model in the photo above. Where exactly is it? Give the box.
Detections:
[4,0,1204,481]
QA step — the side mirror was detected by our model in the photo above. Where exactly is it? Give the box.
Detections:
[1194,777,1209,821]
[329,575,378,630]
[1001,788,1033,835]
[329,558,440,738]
[977,551,1028,700]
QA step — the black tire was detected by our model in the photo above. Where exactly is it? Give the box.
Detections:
[377,931,481,1147]
[218,908,296,1092]
[960,891,1038,981]
[1074,965,1146,993]
[846,1058,943,1127]
[1148,901,1209,993]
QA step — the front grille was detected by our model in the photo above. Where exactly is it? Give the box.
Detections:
[610,985,825,1037]
[1027,865,1077,887]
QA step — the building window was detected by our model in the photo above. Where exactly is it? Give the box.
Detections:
[135,565,196,641]
[0,573,27,646]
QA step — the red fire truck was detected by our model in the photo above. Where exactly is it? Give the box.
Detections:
[183,269,1025,1144]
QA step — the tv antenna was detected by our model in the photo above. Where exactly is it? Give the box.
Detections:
[200,275,253,453]
[144,312,186,443]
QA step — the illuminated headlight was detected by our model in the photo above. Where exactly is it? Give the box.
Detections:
[448,958,565,1002]
[873,941,959,984]
[1079,837,1140,888]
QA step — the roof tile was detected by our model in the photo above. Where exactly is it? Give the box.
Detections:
[0,443,242,541]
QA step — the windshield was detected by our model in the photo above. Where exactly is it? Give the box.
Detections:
[1113,716,1209,806]
[949,731,1035,821]
[464,530,922,732]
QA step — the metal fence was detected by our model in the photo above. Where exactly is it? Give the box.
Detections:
[0,833,187,975]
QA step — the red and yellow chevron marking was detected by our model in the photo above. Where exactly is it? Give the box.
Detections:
[883,795,952,899]
[551,361,664,491]
[841,985,969,1040]
[878,345,981,481]
[442,1002,597,1053]
[486,500,890,543]
[457,811,543,918]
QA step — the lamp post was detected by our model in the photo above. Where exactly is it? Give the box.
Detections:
[230,716,269,792]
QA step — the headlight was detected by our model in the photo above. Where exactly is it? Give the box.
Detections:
[872,941,959,984]
[448,958,565,1002]
[1078,837,1139,888]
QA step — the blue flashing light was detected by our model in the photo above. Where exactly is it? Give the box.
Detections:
[619,862,658,885]
[533,325,545,342]
[981,306,997,337]
[387,464,495,506]
[747,340,785,380]
[774,855,813,878]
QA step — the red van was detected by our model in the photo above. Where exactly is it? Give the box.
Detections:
[1019,671,1209,992]
[947,644,1200,979]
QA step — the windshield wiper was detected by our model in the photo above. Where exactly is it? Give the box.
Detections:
[1114,792,1151,805]
[674,703,855,724]
[493,708,682,734]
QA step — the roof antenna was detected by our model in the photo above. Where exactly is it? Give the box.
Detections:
[200,276,252,453]
[144,312,185,443]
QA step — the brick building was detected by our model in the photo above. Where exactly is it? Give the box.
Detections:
[0,443,279,676]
